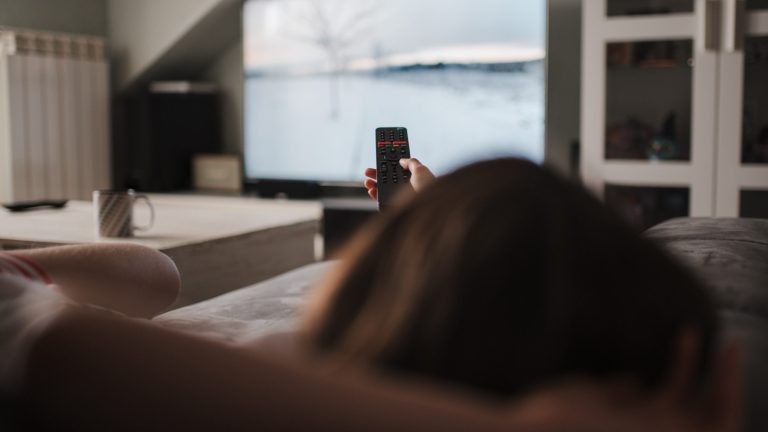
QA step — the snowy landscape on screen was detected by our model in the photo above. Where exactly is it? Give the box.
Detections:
[244,0,545,182]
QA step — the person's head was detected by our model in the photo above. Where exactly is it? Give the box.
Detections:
[302,158,716,399]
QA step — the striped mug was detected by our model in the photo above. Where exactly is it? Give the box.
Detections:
[93,190,155,238]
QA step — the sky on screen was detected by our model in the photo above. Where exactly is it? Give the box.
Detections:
[244,0,545,72]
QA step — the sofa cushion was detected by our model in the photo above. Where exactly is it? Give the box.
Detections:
[645,218,768,432]
[645,218,768,317]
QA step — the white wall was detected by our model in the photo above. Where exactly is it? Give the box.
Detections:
[108,0,223,88]
[545,0,582,176]
[202,39,244,155]
[0,0,107,35]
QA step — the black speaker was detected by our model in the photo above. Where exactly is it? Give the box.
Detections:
[115,82,222,192]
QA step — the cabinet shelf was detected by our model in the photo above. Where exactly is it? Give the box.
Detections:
[583,0,768,222]
[601,160,693,187]
[602,15,695,41]
[606,0,694,17]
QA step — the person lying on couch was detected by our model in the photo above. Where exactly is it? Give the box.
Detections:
[312,158,725,400]
[0,158,744,431]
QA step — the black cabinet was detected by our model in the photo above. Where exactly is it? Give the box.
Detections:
[114,83,222,192]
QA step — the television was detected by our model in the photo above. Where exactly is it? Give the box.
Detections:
[243,0,545,191]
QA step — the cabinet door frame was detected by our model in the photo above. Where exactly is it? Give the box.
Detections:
[715,5,768,216]
[581,0,719,217]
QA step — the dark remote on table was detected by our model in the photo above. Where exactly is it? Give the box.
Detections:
[2,199,68,212]
[376,127,411,211]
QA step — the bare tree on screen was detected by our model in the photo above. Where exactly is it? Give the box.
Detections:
[281,0,377,119]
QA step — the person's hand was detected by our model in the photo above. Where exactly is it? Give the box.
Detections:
[363,158,436,201]
[512,331,745,432]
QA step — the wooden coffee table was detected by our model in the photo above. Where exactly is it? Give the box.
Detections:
[0,194,322,306]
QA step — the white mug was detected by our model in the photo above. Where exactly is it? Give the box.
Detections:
[93,189,155,238]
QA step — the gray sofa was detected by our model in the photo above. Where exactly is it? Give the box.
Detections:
[157,217,768,431]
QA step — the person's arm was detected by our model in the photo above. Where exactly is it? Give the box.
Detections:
[364,158,435,201]
[18,309,534,432]
[7,244,180,317]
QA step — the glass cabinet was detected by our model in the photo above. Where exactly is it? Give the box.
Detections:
[715,0,768,217]
[605,40,693,161]
[582,0,768,229]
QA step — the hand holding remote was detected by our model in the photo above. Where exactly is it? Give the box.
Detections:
[398,158,436,191]
[364,158,435,201]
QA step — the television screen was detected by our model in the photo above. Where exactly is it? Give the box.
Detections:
[244,0,545,183]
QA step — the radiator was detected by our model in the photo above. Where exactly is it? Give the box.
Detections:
[0,28,110,202]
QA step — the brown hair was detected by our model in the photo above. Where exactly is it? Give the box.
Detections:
[302,158,716,398]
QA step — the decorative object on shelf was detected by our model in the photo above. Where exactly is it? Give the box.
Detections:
[605,117,655,159]
[604,112,684,161]
[193,154,243,193]
[647,112,682,160]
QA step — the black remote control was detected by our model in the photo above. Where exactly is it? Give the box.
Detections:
[2,199,69,212]
[376,127,411,211]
